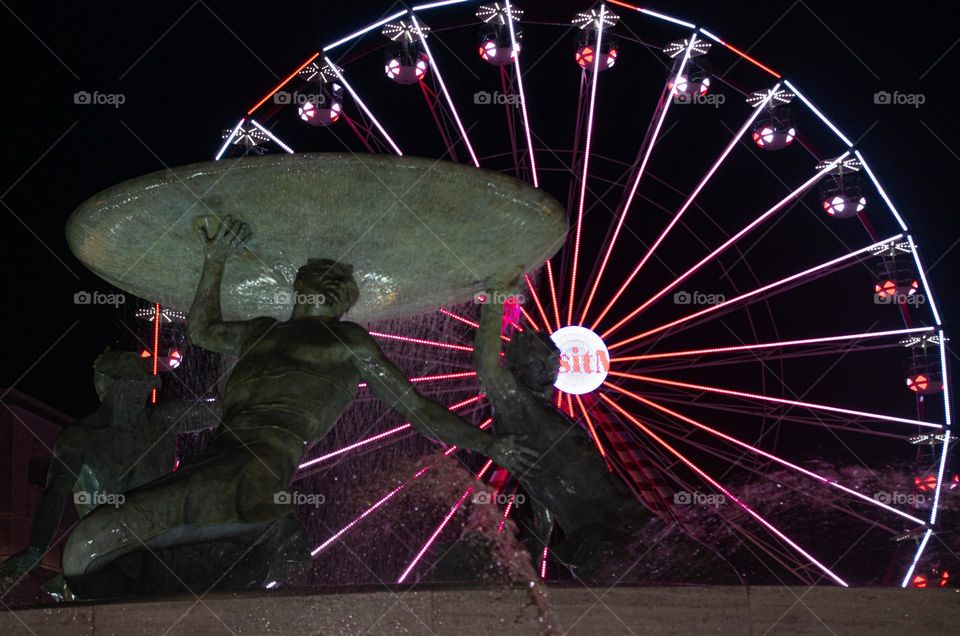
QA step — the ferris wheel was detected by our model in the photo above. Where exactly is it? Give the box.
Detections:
[198,0,953,588]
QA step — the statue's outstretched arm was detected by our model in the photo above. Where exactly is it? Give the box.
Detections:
[188,215,266,355]
[349,325,538,473]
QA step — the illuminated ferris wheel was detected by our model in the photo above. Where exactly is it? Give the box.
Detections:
[199,0,953,587]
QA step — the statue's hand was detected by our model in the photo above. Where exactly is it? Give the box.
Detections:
[196,214,250,261]
[0,547,43,577]
[487,434,540,474]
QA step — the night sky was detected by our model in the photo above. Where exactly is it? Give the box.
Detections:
[1,0,957,421]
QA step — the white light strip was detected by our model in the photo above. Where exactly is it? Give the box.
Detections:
[411,13,480,167]
[783,80,853,147]
[853,150,909,232]
[639,8,696,29]
[249,119,295,154]
[900,528,932,587]
[929,429,951,524]
[569,3,607,325]
[504,0,538,187]
[412,0,473,11]
[939,331,953,428]
[324,56,403,156]
[905,234,942,326]
[323,10,408,52]
[214,118,245,161]
[698,27,721,43]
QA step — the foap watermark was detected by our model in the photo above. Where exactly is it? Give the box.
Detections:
[74,490,125,508]
[672,92,725,108]
[472,491,525,505]
[873,491,926,506]
[874,91,925,108]
[874,292,925,306]
[673,290,725,306]
[473,290,526,305]
[474,90,520,107]
[274,91,327,106]
[74,91,126,108]
[673,490,725,507]
[74,290,125,307]
[274,291,328,306]
[274,490,326,507]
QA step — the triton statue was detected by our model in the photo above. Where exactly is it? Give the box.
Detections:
[60,217,538,595]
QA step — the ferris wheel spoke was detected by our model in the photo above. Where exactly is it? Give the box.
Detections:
[398,457,495,583]
[611,327,935,363]
[599,393,849,586]
[577,35,699,325]
[524,273,552,333]
[609,371,942,430]
[295,396,486,474]
[502,0,538,186]
[545,259,563,331]
[324,57,403,155]
[608,234,902,350]
[599,152,851,340]
[370,330,473,352]
[410,13,480,167]
[518,306,543,332]
[586,80,783,332]
[606,383,928,525]
[568,4,608,326]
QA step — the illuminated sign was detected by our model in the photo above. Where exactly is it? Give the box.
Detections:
[550,325,609,395]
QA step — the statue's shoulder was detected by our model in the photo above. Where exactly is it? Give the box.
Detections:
[335,321,374,346]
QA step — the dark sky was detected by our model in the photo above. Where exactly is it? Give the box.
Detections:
[1,0,957,418]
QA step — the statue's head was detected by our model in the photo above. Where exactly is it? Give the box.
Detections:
[93,349,157,403]
[504,329,560,401]
[293,259,360,319]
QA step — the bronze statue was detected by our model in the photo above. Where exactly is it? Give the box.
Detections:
[473,277,651,574]
[60,216,538,593]
[0,351,216,588]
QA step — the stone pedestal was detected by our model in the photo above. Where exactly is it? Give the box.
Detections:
[1,585,956,635]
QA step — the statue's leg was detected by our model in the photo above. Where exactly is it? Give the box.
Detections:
[62,426,300,582]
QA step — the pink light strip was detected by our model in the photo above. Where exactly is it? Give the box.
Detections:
[579,36,700,325]
[357,370,477,389]
[575,394,607,458]
[519,306,542,332]
[439,308,480,328]
[525,273,552,333]
[610,233,900,349]
[369,331,473,352]
[609,371,942,429]
[599,394,849,586]
[324,56,403,156]
[504,0,538,187]
[540,546,549,578]
[568,4,607,326]
[410,14,480,168]
[398,485,474,583]
[497,494,517,534]
[602,153,850,339]
[607,383,926,525]
[610,327,934,362]
[298,395,484,470]
[590,86,779,330]
[311,480,413,556]
[545,260,562,331]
